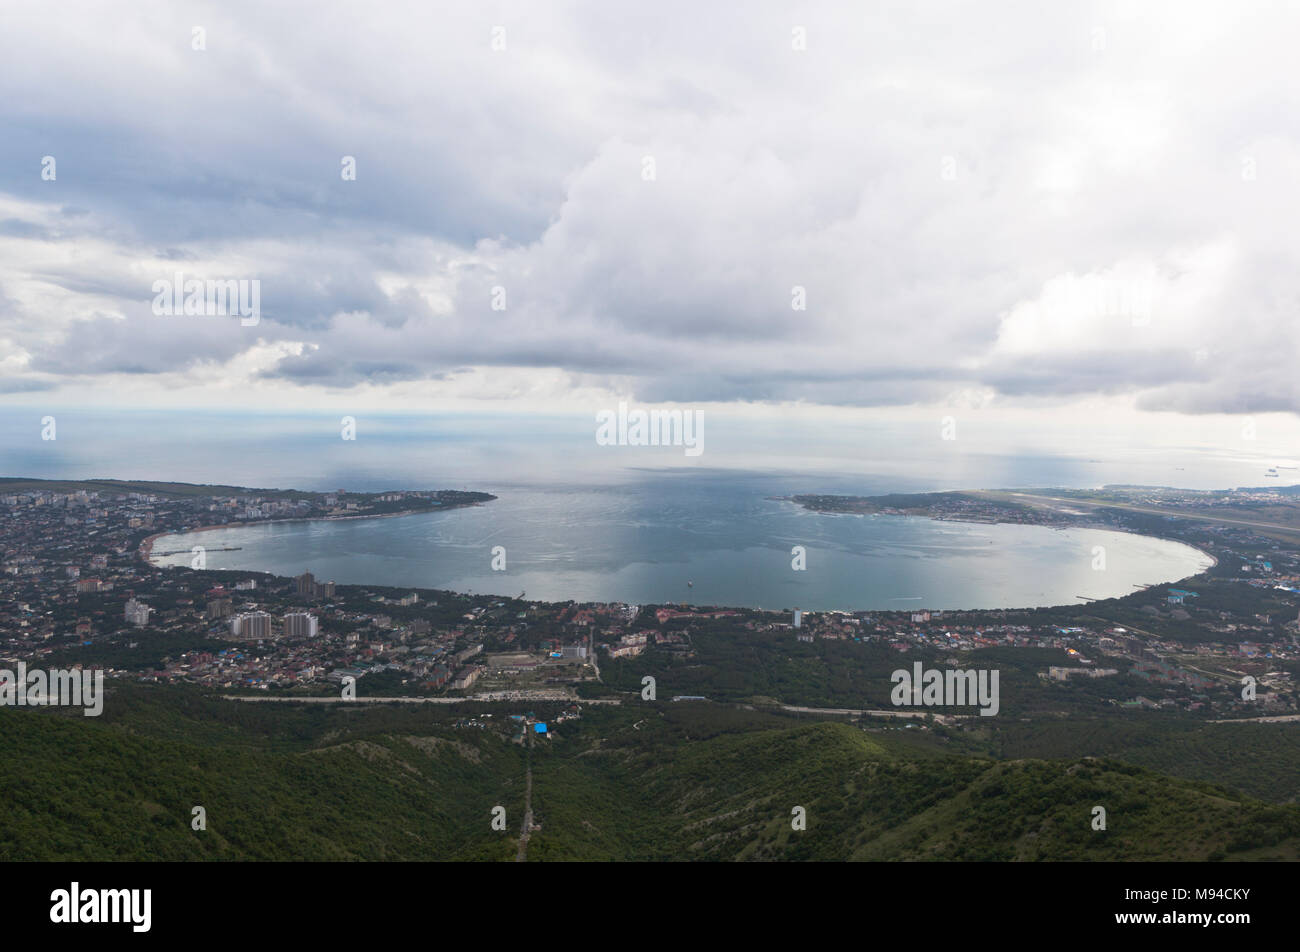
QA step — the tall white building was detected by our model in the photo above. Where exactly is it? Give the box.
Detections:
[283,612,319,638]
[124,598,152,627]
[230,611,272,640]
[793,609,802,628]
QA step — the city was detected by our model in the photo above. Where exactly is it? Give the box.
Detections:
[3,479,1296,725]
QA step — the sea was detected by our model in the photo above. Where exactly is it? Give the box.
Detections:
[4,408,1262,611]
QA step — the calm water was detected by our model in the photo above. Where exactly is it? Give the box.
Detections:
[0,409,1239,609]
[151,475,1214,611]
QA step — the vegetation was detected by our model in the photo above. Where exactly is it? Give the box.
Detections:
[4,682,1297,861]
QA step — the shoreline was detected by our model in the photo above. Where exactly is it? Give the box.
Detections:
[785,497,1220,597]
[142,490,1220,615]
[140,502,487,563]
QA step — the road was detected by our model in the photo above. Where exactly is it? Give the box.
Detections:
[220,689,612,704]
[1209,713,1300,723]
[778,704,967,723]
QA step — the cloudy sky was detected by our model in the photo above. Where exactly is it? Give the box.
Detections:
[1,0,1298,446]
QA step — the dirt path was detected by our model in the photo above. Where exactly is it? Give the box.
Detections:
[516,733,533,862]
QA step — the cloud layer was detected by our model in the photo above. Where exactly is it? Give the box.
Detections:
[1,0,1298,415]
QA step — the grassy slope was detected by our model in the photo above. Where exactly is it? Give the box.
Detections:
[5,689,1299,861]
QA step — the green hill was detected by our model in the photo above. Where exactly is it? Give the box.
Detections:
[4,686,1298,861]
[0,689,524,861]
[528,711,1300,860]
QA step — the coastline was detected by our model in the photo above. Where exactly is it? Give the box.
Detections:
[141,489,1220,614]
[140,502,488,564]
[786,496,1221,596]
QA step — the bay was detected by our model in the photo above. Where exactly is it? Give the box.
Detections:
[150,475,1213,611]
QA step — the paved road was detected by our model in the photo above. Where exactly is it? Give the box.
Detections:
[1209,714,1300,723]
[588,632,602,683]
[779,704,966,723]
[221,690,593,704]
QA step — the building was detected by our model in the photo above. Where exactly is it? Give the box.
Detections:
[283,612,319,638]
[230,612,272,640]
[294,571,335,599]
[206,598,233,620]
[124,598,152,627]
[452,666,482,690]
[454,643,483,664]
[1047,666,1119,681]
[793,609,802,628]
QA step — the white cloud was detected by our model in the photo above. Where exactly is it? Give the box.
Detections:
[0,0,1297,424]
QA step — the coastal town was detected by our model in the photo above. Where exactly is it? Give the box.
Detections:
[1,478,1298,723]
